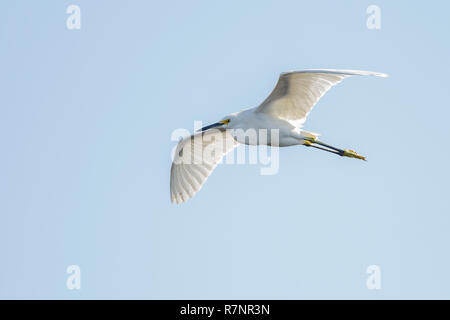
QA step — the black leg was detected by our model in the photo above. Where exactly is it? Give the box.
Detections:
[304,142,342,156]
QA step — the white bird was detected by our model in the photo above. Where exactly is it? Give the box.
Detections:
[170,69,387,204]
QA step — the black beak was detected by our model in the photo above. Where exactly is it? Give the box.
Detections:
[197,122,224,132]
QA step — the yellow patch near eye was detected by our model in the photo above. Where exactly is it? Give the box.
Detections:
[220,119,230,124]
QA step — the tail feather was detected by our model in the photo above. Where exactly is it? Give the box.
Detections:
[300,130,321,140]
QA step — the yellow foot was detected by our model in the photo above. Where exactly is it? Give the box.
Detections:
[342,149,366,161]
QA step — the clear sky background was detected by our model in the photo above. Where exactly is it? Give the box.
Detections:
[1,0,450,299]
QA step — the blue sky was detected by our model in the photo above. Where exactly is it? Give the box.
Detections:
[1,0,450,299]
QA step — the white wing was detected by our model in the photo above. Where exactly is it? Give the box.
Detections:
[256,69,388,127]
[170,129,239,204]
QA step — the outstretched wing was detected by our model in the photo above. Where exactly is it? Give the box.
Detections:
[170,129,239,204]
[256,69,388,127]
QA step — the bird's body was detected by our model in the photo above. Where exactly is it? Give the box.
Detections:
[170,69,388,204]
[219,108,308,147]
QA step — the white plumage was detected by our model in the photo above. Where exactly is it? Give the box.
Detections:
[170,69,388,204]
[170,129,238,204]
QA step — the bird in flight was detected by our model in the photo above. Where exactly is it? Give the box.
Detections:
[170,69,387,204]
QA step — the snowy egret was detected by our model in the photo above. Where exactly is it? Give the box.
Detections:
[170,69,387,204]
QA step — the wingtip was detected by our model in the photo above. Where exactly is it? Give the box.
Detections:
[349,70,389,78]
[171,194,186,205]
[281,69,389,78]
